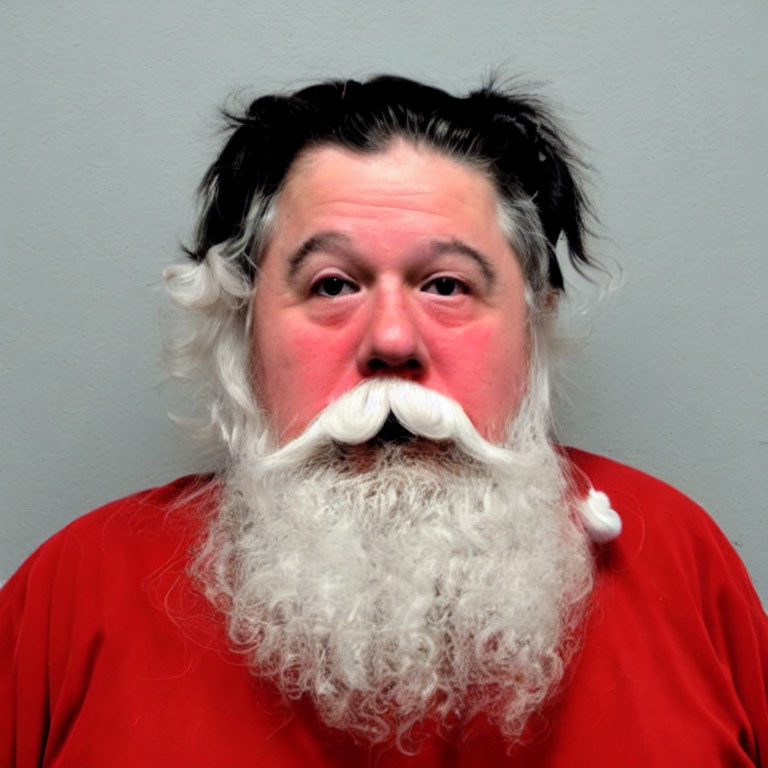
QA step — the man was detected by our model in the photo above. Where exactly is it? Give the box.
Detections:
[1,75,766,766]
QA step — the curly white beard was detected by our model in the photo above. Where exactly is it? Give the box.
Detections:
[193,379,594,748]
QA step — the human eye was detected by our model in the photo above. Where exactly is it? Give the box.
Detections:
[310,275,359,297]
[421,276,470,297]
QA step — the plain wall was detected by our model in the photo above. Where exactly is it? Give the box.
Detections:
[2,1,766,600]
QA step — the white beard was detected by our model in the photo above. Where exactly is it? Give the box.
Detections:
[193,378,594,748]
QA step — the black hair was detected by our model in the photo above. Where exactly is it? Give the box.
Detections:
[188,74,593,291]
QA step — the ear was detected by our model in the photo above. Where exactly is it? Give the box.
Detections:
[543,288,560,313]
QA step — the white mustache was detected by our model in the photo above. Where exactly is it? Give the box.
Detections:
[256,378,623,543]
[260,378,513,473]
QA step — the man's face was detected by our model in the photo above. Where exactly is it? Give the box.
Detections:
[251,140,531,444]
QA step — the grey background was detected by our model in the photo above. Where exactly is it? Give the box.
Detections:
[2,2,766,600]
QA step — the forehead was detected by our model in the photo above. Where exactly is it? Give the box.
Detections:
[272,140,504,237]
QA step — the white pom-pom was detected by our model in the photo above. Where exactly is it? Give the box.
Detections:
[579,489,622,543]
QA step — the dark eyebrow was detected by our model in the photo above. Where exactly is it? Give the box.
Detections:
[429,239,496,285]
[288,231,353,278]
[287,232,497,286]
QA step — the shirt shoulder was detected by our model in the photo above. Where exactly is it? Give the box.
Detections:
[0,474,219,646]
[558,447,768,765]
[0,475,221,767]
[564,446,743,561]
[563,446,765,613]
[6,474,216,584]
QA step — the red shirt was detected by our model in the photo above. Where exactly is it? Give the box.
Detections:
[2,449,767,766]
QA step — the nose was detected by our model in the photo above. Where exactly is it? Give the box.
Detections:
[357,280,426,379]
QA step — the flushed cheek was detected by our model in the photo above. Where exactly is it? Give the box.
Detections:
[255,320,363,437]
[426,323,529,438]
